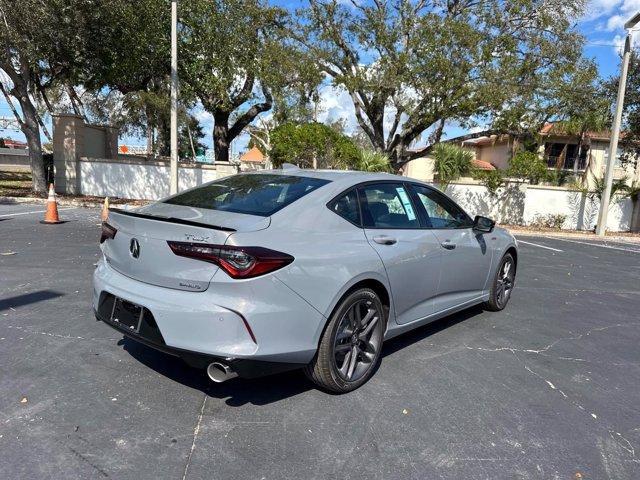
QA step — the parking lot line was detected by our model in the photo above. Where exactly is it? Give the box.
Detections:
[516,239,563,252]
[0,207,77,218]
[544,236,640,253]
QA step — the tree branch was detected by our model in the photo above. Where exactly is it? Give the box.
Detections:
[228,85,273,140]
[0,79,24,128]
[231,74,255,109]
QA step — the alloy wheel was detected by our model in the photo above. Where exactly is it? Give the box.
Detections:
[496,258,514,308]
[332,299,383,382]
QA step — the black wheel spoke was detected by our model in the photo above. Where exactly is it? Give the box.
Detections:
[346,346,358,379]
[359,313,378,340]
[354,304,362,328]
[347,308,356,328]
[339,349,352,376]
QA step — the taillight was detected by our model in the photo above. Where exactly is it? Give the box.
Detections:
[100,222,117,244]
[167,242,294,279]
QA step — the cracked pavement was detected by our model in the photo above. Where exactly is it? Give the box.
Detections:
[1,202,640,479]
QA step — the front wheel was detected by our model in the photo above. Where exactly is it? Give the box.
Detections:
[484,253,516,311]
[305,288,385,393]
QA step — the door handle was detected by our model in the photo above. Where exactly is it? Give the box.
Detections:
[373,235,397,245]
[441,241,456,250]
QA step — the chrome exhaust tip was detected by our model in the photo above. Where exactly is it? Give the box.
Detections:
[207,362,238,383]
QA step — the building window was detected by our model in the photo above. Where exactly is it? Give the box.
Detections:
[604,147,623,167]
[543,142,587,170]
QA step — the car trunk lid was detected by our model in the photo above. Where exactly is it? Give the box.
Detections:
[102,204,269,292]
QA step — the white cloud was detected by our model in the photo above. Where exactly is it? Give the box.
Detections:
[607,14,626,30]
[592,0,640,30]
[584,0,622,21]
[315,84,358,131]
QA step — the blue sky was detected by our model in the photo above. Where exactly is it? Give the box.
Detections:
[0,0,632,154]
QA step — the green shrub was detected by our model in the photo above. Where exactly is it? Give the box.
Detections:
[529,214,567,229]
[433,143,474,187]
[508,151,548,184]
[270,122,359,169]
[589,175,629,201]
[356,150,391,172]
[625,181,640,202]
[545,169,573,186]
[472,169,504,196]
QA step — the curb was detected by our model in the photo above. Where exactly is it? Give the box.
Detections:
[508,229,640,243]
[0,196,145,209]
[0,196,103,208]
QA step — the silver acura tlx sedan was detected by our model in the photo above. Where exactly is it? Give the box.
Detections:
[94,168,517,392]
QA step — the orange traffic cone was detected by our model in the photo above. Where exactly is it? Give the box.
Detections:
[101,197,110,222]
[40,184,63,224]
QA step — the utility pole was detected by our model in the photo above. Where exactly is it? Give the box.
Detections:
[169,0,179,195]
[596,13,640,236]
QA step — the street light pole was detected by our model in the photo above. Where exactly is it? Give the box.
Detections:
[169,0,179,195]
[596,13,639,236]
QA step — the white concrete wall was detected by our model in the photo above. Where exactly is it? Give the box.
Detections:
[77,158,636,231]
[433,182,634,232]
[79,159,236,200]
[523,186,632,231]
[438,182,527,226]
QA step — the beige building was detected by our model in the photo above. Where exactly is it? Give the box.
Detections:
[404,124,640,189]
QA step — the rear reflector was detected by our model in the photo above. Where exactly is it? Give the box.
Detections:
[100,222,117,244]
[167,241,294,279]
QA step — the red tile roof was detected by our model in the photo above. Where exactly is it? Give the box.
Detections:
[240,146,265,163]
[472,159,496,170]
[540,123,614,141]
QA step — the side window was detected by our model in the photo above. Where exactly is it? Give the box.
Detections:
[411,185,472,229]
[329,189,361,226]
[358,183,419,229]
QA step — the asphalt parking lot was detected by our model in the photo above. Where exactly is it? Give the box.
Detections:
[1,202,640,480]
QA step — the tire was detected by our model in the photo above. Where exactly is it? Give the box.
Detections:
[484,253,516,311]
[305,288,385,393]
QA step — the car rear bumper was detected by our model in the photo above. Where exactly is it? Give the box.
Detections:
[93,259,325,374]
[94,306,303,378]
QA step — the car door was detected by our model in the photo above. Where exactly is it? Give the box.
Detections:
[358,182,442,325]
[408,184,493,312]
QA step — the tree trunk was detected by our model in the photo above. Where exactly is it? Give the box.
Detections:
[145,104,154,156]
[19,96,46,193]
[213,111,230,163]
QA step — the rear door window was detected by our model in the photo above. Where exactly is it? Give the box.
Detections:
[165,174,330,216]
[328,189,361,226]
[358,183,419,229]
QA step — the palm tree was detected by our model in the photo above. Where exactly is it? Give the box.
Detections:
[432,143,474,188]
[356,150,392,172]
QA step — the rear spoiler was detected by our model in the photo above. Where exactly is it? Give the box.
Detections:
[109,208,237,232]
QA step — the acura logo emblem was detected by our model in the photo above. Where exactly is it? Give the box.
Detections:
[129,238,140,258]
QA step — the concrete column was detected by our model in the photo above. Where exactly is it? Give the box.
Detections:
[631,199,640,232]
[53,114,85,194]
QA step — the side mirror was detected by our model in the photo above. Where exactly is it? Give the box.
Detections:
[473,215,495,233]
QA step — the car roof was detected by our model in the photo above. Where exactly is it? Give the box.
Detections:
[245,167,418,187]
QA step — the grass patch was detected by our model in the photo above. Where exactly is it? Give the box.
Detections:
[0,170,34,197]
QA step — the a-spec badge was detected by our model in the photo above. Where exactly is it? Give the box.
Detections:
[179,282,203,290]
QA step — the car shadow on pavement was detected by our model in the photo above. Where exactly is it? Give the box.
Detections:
[118,336,313,406]
[117,304,486,406]
[0,290,64,311]
[381,305,485,358]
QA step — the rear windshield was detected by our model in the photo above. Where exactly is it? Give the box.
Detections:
[164,174,331,216]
